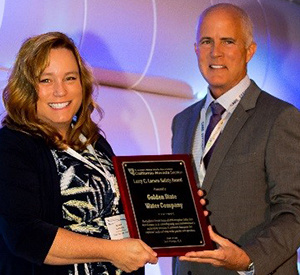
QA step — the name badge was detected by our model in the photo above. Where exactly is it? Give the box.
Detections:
[105,214,130,240]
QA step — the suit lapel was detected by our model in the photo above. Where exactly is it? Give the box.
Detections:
[202,81,261,193]
[185,99,206,153]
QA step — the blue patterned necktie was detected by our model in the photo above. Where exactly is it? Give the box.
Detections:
[203,102,226,168]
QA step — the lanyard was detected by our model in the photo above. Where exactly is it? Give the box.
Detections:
[64,134,118,198]
[198,91,245,185]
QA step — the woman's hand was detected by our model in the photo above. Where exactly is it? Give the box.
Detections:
[108,238,158,272]
[45,228,157,272]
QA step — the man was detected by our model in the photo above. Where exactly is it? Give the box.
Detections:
[172,3,300,275]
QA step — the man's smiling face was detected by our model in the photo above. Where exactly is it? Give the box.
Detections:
[195,8,256,98]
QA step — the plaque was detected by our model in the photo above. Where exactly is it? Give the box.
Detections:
[112,154,213,256]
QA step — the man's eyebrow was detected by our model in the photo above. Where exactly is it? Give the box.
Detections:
[198,36,212,43]
[220,37,236,41]
[200,36,211,40]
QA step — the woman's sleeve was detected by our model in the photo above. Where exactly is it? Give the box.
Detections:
[96,134,115,157]
[0,129,58,265]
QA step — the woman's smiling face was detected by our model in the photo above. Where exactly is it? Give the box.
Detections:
[36,48,83,138]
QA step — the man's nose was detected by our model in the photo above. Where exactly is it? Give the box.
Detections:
[211,43,223,57]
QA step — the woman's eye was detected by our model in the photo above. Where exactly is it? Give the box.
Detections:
[66,76,77,81]
[39,78,50,83]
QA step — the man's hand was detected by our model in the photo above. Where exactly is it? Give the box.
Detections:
[179,225,251,271]
[198,189,209,217]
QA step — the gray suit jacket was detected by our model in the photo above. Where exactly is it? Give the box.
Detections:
[171,80,300,275]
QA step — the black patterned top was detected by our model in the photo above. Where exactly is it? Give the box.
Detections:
[51,145,123,275]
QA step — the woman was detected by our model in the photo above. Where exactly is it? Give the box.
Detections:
[0,32,157,275]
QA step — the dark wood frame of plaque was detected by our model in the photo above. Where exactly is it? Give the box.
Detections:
[112,154,213,257]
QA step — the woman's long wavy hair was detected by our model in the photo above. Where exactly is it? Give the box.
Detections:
[2,32,102,150]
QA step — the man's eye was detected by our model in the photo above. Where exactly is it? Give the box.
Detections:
[201,40,211,45]
[224,40,234,44]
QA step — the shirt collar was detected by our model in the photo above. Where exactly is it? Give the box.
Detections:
[205,75,250,112]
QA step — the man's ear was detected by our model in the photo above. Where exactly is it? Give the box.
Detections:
[246,42,257,63]
[194,42,199,55]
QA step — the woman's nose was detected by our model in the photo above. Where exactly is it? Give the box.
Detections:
[53,81,67,97]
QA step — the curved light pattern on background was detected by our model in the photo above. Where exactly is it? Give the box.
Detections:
[256,0,271,88]
[0,0,4,30]
[133,90,161,154]
[0,0,85,68]
[260,0,300,106]
[0,0,300,274]
[128,0,157,89]
[79,0,156,89]
[77,0,88,50]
